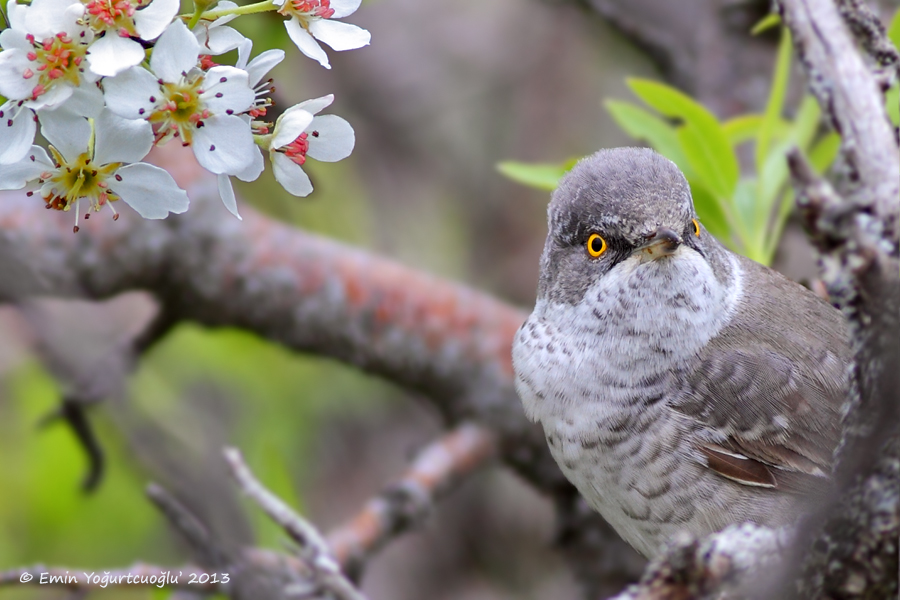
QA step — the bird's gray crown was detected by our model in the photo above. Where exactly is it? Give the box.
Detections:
[549,147,695,247]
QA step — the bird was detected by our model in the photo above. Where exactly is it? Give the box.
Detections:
[511,147,850,559]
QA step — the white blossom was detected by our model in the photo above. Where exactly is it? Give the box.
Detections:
[268,94,355,196]
[0,108,189,228]
[192,1,248,56]
[81,0,181,76]
[103,20,260,184]
[273,0,369,69]
[0,0,101,112]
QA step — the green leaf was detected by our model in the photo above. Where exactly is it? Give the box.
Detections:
[675,125,736,208]
[888,8,900,47]
[808,132,841,173]
[496,161,571,191]
[688,180,729,243]
[751,13,782,35]
[789,95,822,150]
[886,84,899,127]
[604,100,694,177]
[722,114,764,146]
[756,28,792,173]
[628,78,739,199]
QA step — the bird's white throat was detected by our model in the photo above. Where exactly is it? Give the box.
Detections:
[514,247,743,423]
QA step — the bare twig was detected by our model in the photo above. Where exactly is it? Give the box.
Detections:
[147,482,232,569]
[223,447,367,600]
[780,0,899,241]
[779,0,900,597]
[837,0,900,75]
[327,423,497,576]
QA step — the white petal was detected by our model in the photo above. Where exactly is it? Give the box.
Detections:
[199,25,247,55]
[6,1,28,32]
[24,83,74,111]
[271,106,314,149]
[295,93,333,116]
[134,0,180,41]
[217,173,241,219]
[39,109,90,162]
[102,66,160,120]
[200,66,254,114]
[328,0,361,18]
[284,18,330,69]
[0,49,37,100]
[234,145,263,182]
[87,35,145,77]
[25,0,82,38]
[93,109,153,165]
[192,114,255,175]
[308,20,370,52]
[114,162,190,218]
[244,49,284,87]
[0,27,30,52]
[272,152,313,197]
[59,82,104,118]
[0,145,53,189]
[305,115,354,162]
[150,20,200,82]
[0,104,36,165]
[209,1,239,25]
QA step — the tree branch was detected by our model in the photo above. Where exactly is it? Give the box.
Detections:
[326,423,498,579]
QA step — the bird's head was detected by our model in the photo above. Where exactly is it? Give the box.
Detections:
[537,147,725,305]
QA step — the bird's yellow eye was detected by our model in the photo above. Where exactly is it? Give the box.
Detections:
[691,218,701,237]
[586,233,607,258]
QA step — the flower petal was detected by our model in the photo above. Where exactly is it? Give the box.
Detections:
[328,0,361,18]
[6,1,28,32]
[284,18,330,69]
[200,66,254,114]
[199,24,246,55]
[24,83,73,111]
[0,27,30,52]
[271,105,314,149]
[93,109,153,165]
[308,19,370,52]
[272,152,313,197]
[87,35,145,77]
[114,162,189,218]
[295,93,333,116]
[305,114,354,162]
[191,114,255,175]
[243,48,285,87]
[150,20,200,82]
[134,0,180,41]
[60,82,104,118]
[0,145,53,189]
[217,173,241,219]
[39,109,90,162]
[0,49,37,100]
[25,0,82,39]
[234,145,263,182]
[0,104,36,165]
[102,66,161,120]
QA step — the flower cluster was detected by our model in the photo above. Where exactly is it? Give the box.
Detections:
[0,0,367,229]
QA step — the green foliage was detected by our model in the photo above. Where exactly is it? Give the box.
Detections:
[498,26,843,266]
[496,158,580,191]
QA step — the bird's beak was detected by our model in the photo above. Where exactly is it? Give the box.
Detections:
[636,227,681,261]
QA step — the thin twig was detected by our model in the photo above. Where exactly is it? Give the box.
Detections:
[223,447,367,600]
[326,423,498,576]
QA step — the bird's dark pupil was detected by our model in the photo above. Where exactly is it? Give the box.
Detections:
[591,237,602,253]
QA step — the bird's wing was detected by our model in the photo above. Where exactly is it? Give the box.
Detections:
[670,258,849,494]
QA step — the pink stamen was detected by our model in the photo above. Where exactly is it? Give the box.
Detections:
[23,69,34,79]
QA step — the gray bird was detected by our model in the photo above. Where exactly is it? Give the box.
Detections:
[512,147,850,559]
